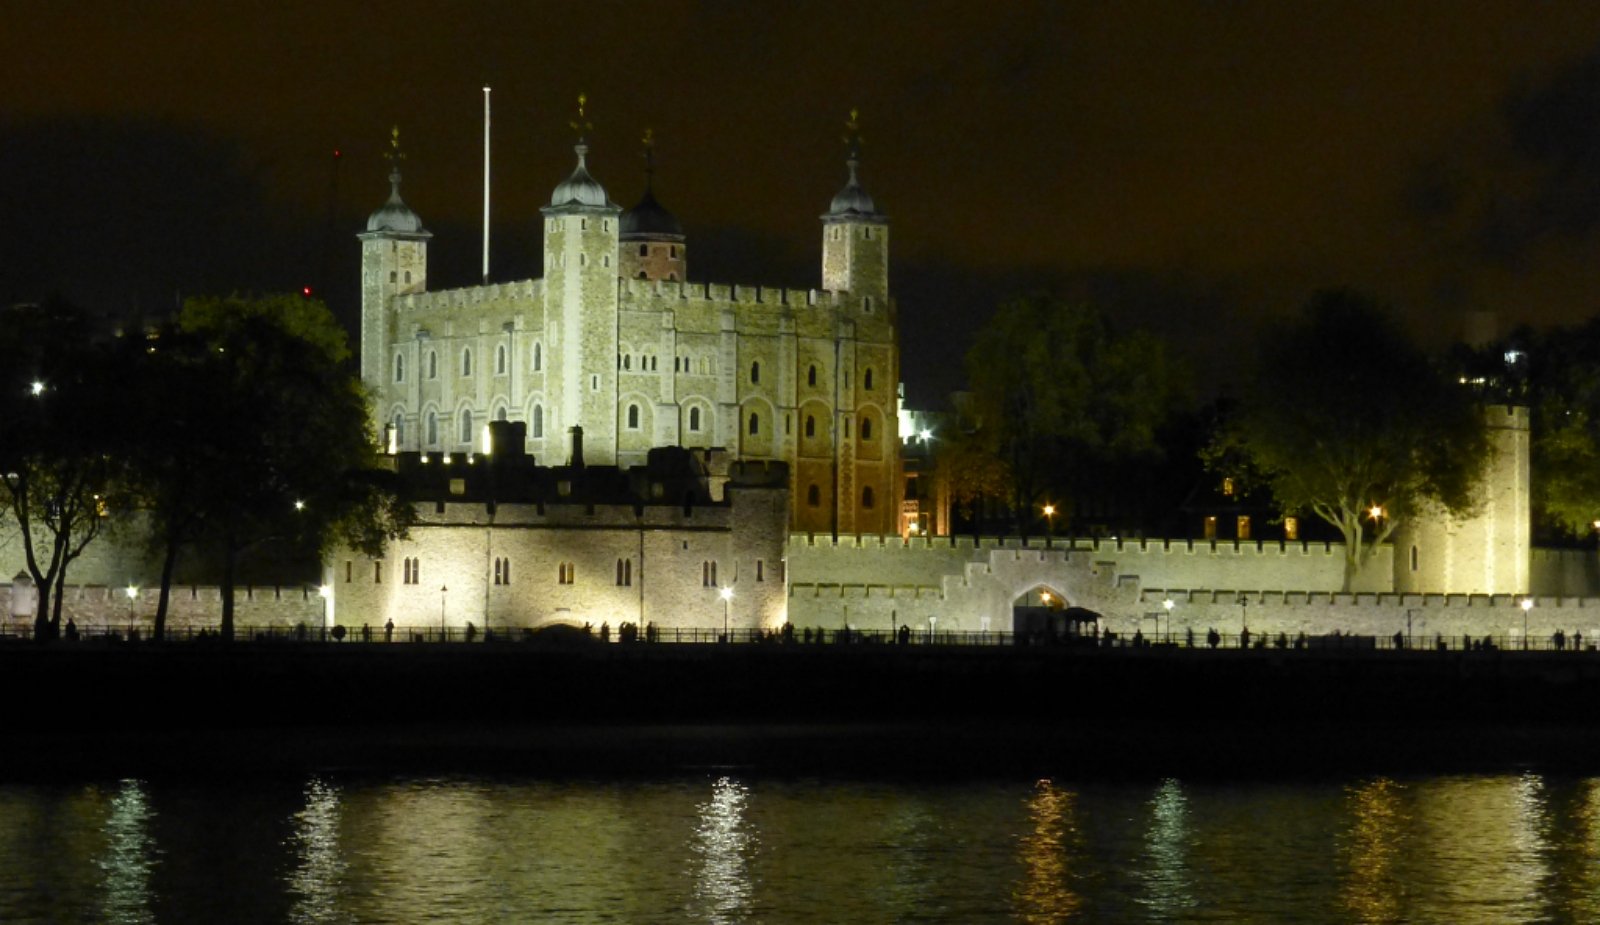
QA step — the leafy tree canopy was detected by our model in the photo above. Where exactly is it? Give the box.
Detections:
[1214,289,1488,589]
[964,295,1185,535]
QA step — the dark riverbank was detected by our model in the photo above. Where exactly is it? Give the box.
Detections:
[6,641,1600,778]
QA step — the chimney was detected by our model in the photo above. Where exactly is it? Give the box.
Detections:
[569,425,585,468]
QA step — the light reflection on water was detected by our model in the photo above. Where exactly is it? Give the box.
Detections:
[3,773,1600,922]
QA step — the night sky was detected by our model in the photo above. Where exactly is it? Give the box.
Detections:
[7,1,1600,402]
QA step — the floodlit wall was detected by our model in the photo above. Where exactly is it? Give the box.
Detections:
[1,584,322,636]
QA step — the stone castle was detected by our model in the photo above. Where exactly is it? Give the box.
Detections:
[8,110,1600,646]
[359,117,898,538]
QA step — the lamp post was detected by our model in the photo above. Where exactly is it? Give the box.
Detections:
[1521,597,1534,650]
[1043,503,1055,549]
[720,586,733,642]
[440,584,448,640]
[1238,593,1249,647]
[1162,597,1174,644]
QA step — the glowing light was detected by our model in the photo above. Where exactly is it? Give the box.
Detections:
[481,423,492,455]
[1040,591,1051,603]
[719,586,733,602]
[919,428,933,441]
[317,585,332,599]
[1043,504,1056,517]
[125,585,138,600]
[1368,505,1384,520]
[1521,598,1535,612]
[441,453,452,464]
[419,453,430,463]
[29,380,44,396]
[1163,598,1174,612]
[294,500,306,511]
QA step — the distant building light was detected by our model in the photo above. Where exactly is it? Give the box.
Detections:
[29,380,44,396]
[1505,349,1525,365]
[294,500,305,511]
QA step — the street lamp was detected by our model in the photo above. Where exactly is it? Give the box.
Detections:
[720,586,733,642]
[1162,597,1174,643]
[1043,503,1056,548]
[1521,597,1534,650]
[440,584,448,639]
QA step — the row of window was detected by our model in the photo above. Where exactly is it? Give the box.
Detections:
[398,346,881,397]
[392,403,887,449]
[345,557,776,587]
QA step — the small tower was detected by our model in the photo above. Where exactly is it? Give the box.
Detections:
[358,128,430,432]
[540,95,622,465]
[1393,404,1531,595]
[821,109,888,306]
[620,130,687,282]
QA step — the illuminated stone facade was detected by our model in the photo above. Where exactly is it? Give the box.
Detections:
[360,132,897,537]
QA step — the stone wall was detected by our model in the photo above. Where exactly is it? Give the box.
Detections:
[2,583,323,637]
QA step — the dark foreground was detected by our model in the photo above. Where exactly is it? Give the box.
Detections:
[7,641,1600,778]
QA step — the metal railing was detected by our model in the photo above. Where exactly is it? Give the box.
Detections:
[4,622,1598,653]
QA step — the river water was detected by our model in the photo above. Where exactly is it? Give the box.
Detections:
[0,772,1595,923]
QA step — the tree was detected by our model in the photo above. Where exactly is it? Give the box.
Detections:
[0,302,133,638]
[136,293,408,640]
[1216,290,1488,590]
[964,295,1183,536]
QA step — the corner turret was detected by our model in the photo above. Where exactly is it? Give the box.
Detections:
[620,130,687,282]
[540,95,622,466]
[821,109,889,311]
[358,127,431,444]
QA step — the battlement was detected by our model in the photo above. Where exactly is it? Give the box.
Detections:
[395,278,542,313]
[1484,403,1531,430]
[619,276,843,308]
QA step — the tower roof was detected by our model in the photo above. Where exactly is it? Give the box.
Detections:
[620,133,683,239]
[363,127,429,237]
[823,109,885,223]
[547,142,615,210]
[366,167,428,234]
[621,186,684,238]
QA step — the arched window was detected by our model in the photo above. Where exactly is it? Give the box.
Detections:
[748,412,759,435]
[860,417,872,440]
[391,413,405,445]
[426,411,439,446]
[805,415,815,438]
[493,557,512,585]
[459,411,473,444]
[808,365,817,387]
[616,559,633,586]
[428,351,438,379]
[862,486,875,509]
[531,404,544,439]
[461,349,473,377]
[864,368,874,391]
[494,405,508,422]
[496,344,507,375]
[702,561,717,587]
[807,485,821,507]
[558,562,575,584]
[688,406,701,432]
[627,404,640,429]
[750,361,760,384]
[532,342,542,372]
[394,353,404,383]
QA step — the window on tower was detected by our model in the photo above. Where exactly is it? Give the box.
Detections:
[532,404,544,438]
[751,361,760,384]
[532,341,542,372]
[808,366,817,387]
[496,345,507,375]
[461,349,473,377]
[428,351,438,379]
[688,406,701,432]
[394,354,404,383]
[460,412,473,444]
[748,412,759,435]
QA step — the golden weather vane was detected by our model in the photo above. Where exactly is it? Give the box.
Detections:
[570,93,593,139]
[843,108,863,155]
[384,125,406,163]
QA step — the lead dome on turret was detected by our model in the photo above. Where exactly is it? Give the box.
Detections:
[549,143,614,209]
[367,167,427,234]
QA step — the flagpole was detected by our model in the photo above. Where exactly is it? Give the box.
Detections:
[482,85,491,285]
